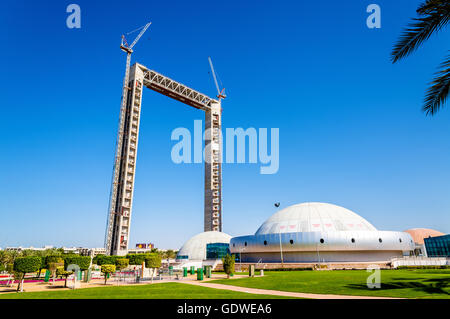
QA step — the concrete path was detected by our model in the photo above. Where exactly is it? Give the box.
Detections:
[181,281,399,299]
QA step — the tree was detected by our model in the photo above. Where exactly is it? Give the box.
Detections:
[37,256,45,278]
[392,0,450,115]
[126,254,147,266]
[144,254,161,269]
[45,255,64,269]
[13,257,41,292]
[63,255,91,271]
[5,263,14,286]
[56,266,73,288]
[46,257,64,284]
[92,254,104,265]
[222,254,235,279]
[101,264,116,285]
[115,258,129,271]
[163,249,177,259]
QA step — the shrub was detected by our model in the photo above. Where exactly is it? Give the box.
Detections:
[144,254,161,268]
[222,254,235,279]
[116,258,129,271]
[101,264,116,285]
[13,256,41,292]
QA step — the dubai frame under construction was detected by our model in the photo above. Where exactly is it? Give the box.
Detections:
[105,23,224,255]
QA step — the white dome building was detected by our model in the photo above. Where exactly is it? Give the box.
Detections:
[177,231,232,261]
[230,202,414,263]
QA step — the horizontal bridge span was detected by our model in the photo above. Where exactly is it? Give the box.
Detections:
[140,65,217,111]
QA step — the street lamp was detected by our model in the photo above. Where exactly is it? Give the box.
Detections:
[239,246,246,271]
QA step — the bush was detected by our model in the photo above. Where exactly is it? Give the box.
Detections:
[101,264,116,285]
[222,254,235,279]
[63,255,91,271]
[116,258,129,271]
[144,254,161,268]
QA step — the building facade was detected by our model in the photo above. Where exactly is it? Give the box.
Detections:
[230,202,415,263]
[424,234,450,257]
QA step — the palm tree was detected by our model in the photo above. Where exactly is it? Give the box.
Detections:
[391,0,450,115]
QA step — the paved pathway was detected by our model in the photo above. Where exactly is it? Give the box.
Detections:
[181,281,399,299]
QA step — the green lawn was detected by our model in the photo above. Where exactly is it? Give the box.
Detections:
[0,282,292,299]
[210,269,450,299]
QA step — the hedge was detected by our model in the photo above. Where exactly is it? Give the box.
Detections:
[94,255,124,266]
[127,253,161,265]
[397,265,450,270]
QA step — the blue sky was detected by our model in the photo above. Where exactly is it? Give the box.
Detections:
[1,0,449,249]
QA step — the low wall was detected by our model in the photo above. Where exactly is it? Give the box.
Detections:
[391,257,448,268]
[215,261,390,271]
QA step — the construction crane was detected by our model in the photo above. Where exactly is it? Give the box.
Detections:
[105,22,151,255]
[208,57,226,100]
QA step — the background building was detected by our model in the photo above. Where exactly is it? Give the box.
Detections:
[404,228,445,256]
[176,231,231,269]
[424,234,450,257]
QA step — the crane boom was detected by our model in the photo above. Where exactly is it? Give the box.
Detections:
[208,56,221,96]
[208,56,226,100]
[130,22,152,50]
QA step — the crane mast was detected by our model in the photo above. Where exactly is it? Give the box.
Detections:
[105,23,151,256]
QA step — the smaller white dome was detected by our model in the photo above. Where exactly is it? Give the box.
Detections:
[177,231,232,261]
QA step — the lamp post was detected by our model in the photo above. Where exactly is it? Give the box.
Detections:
[279,230,284,265]
[239,247,246,271]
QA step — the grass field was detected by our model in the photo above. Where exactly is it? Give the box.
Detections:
[0,282,293,299]
[211,269,450,299]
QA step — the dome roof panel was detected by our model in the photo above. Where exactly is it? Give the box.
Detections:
[255,202,377,235]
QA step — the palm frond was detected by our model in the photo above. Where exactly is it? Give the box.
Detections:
[391,1,450,63]
[423,54,450,115]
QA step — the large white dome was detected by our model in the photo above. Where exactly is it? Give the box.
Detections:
[177,231,232,261]
[255,202,377,235]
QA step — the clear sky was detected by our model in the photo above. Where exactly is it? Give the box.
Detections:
[1,0,449,249]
